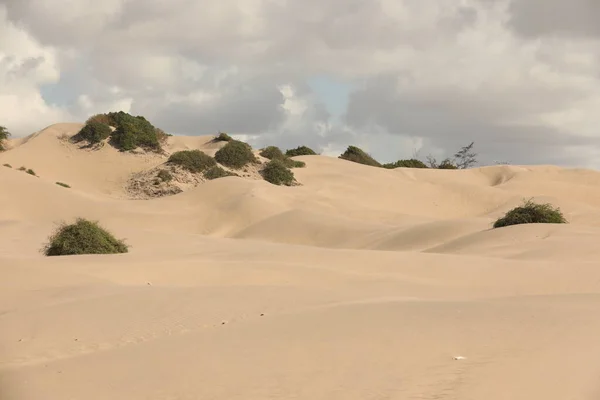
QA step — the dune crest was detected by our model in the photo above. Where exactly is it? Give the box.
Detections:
[3,123,600,399]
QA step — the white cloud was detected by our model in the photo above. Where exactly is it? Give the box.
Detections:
[1,0,600,167]
[0,5,71,135]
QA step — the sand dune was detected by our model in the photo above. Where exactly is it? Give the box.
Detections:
[3,123,600,399]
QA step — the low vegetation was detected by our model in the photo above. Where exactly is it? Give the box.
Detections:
[260,146,286,160]
[17,166,36,176]
[426,142,477,170]
[213,132,233,142]
[438,159,458,169]
[289,160,306,168]
[214,140,257,169]
[74,122,112,144]
[285,146,316,157]
[55,182,71,188]
[3,163,11,168]
[79,111,167,152]
[493,199,567,228]
[261,159,295,186]
[203,165,238,180]
[167,150,216,173]
[383,159,428,169]
[156,169,173,182]
[0,126,10,151]
[260,146,306,169]
[42,218,129,256]
[339,146,382,167]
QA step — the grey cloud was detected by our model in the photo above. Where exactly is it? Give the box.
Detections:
[506,0,600,38]
[344,74,600,167]
[142,79,287,135]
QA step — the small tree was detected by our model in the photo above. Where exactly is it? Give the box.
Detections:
[454,141,477,169]
[0,126,11,151]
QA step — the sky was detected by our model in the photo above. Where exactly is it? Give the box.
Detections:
[2,0,600,167]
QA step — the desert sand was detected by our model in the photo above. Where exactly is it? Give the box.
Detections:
[2,123,600,399]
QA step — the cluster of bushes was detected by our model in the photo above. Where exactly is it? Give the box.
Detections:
[166,143,301,186]
[165,149,239,181]
[74,111,169,152]
[259,146,306,168]
[339,142,477,170]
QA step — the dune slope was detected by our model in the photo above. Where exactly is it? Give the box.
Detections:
[2,124,600,399]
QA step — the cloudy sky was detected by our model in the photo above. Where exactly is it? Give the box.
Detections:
[2,0,600,167]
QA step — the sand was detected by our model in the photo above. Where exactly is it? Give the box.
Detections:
[2,123,600,399]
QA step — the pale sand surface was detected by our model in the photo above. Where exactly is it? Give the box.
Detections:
[2,124,600,399]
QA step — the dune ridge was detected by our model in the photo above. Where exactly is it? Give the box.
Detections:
[2,123,600,399]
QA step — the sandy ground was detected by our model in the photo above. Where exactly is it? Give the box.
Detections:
[2,123,600,399]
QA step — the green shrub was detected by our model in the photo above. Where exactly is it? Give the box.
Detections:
[26,169,36,176]
[155,128,171,143]
[214,132,233,142]
[203,165,238,180]
[3,163,11,168]
[493,199,567,228]
[383,159,429,169]
[285,146,316,157]
[260,146,305,168]
[0,126,10,151]
[214,140,257,169]
[75,122,112,144]
[85,113,114,126]
[17,166,26,171]
[167,150,216,173]
[260,146,285,160]
[438,159,458,169]
[55,182,71,188]
[261,159,295,186]
[339,146,382,167]
[42,218,129,256]
[84,111,166,151]
[84,111,160,151]
[157,169,173,182]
